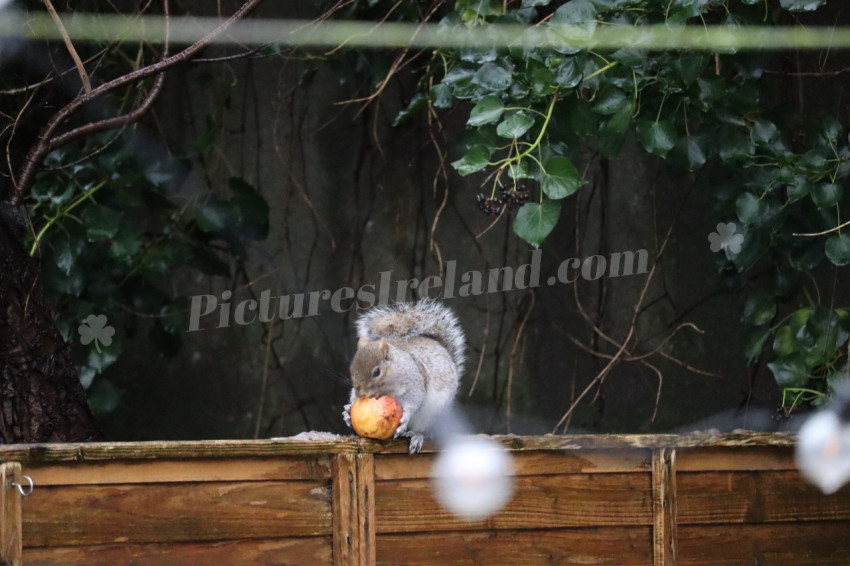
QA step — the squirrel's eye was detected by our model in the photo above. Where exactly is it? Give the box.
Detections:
[371,366,381,378]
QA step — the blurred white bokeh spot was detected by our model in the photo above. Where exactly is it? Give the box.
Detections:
[431,437,514,522]
[796,409,850,494]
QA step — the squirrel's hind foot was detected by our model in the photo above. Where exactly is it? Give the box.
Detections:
[404,431,424,454]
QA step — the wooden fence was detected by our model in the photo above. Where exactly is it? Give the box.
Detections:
[0,433,848,565]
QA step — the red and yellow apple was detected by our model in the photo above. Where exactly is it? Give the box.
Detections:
[350,396,403,440]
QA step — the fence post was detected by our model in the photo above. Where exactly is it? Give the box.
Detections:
[652,448,677,566]
[333,453,376,566]
[0,462,22,566]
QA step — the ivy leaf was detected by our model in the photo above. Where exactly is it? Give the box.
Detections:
[767,355,811,388]
[82,205,123,242]
[451,144,491,176]
[779,0,826,11]
[522,0,551,5]
[736,192,768,224]
[670,136,707,171]
[742,292,776,326]
[825,234,850,266]
[393,92,427,126]
[513,200,561,248]
[551,0,597,40]
[472,61,514,92]
[497,112,535,138]
[195,199,232,233]
[555,58,583,88]
[772,326,796,357]
[636,120,676,158]
[750,119,780,145]
[786,175,811,202]
[229,178,269,240]
[542,156,585,199]
[811,183,843,208]
[508,159,535,180]
[429,84,453,109]
[592,86,629,115]
[745,326,771,364]
[467,96,505,127]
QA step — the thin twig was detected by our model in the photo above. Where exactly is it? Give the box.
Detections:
[43,0,93,94]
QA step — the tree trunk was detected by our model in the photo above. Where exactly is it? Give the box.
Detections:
[0,202,100,443]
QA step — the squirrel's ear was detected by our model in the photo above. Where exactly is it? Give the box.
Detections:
[379,338,390,359]
[357,336,368,348]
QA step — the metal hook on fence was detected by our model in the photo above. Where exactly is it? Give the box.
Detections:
[11,475,34,497]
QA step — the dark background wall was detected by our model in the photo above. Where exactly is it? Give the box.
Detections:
[94,1,850,440]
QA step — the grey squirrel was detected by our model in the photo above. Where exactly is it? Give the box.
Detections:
[343,300,465,454]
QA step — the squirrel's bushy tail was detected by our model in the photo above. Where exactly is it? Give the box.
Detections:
[356,300,466,375]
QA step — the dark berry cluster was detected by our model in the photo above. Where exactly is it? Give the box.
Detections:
[475,188,531,215]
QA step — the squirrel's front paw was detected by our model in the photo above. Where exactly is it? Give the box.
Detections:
[393,413,410,438]
[407,432,424,454]
[342,403,353,429]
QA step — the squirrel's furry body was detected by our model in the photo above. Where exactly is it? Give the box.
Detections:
[345,300,465,453]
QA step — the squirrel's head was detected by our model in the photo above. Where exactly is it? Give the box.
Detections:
[350,337,395,398]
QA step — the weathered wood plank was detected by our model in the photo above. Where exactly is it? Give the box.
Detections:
[24,481,332,547]
[676,447,795,472]
[333,453,358,566]
[27,456,332,486]
[375,449,651,480]
[22,536,333,566]
[375,474,653,533]
[678,470,850,524]
[651,449,676,566]
[677,522,850,565]
[0,463,22,566]
[376,527,654,565]
[0,433,796,463]
[356,454,376,566]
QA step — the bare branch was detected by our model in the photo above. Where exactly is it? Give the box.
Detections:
[10,0,265,206]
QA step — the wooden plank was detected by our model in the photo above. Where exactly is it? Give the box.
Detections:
[333,454,358,566]
[376,527,654,565]
[1,463,22,566]
[375,473,652,533]
[678,470,850,524]
[677,522,850,565]
[22,536,333,566]
[0,433,796,463]
[24,480,332,547]
[27,456,332,486]
[676,447,795,472]
[651,449,677,566]
[375,449,651,480]
[356,454,375,566]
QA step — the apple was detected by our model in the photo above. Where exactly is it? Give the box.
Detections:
[350,396,403,440]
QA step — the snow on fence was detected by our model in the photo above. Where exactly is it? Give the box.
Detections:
[0,433,848,565]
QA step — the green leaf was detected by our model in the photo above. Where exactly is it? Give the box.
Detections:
[670,136,707,171]
[786,175,811,202]
[717,129,753,162]
[195,199,232,233]
[82,205,123,242]
[750,120,780,145]
[745,326,770,364]
[229,178,269,240]
[467,96,505,127]
[779,0,825,11]
[542,156,585,199]
[555,58,583,89]
[530,66,558,96]
[636,120,676,158]
[429,84,453,109]
[472,61,514,92]
[736,192,767,224]
[825,234,850,266]
[497,112,535,138]
[393,92,427,126]
[569,98,597,137]
[513,200,561,248]
[772,326,796,357]
[811,183,843,208]
[592,86,629,115]
[110,224,145,261]
[451,144,491,176]
[767,355,811,388]
[551,0,597,40]
[522,0,551,6]
[508,159,535,180]
[742,292,776,326]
